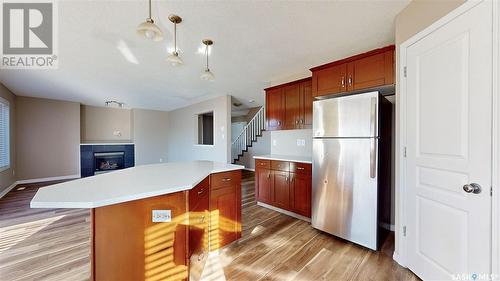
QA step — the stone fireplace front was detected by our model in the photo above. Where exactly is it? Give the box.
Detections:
[80,144,134,177]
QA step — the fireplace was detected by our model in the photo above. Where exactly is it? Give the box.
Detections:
[80,144,134,178]
[94,152,125,175]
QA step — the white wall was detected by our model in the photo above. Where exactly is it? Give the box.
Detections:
[270,129,312,157]
[167,95,231,163]
[132,108,169,165]
[236,131,271,170]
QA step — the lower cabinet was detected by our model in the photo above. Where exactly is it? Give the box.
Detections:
[255,159,312,218]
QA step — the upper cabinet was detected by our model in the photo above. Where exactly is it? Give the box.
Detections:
[265,78,312,131]
[311,45,395,98]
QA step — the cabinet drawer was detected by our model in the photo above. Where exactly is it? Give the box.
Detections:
[290,162,312,176]
[211,170,241,189]
[271,160,290,172]
[255,159,271,169]
[189,177,209,208]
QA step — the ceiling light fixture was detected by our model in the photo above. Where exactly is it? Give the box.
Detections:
[136,0,163,42]
[166,14,183,66]
[105,101,125,108]
[200,39,215,81]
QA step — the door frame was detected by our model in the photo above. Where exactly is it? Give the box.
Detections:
[395,0,500,277]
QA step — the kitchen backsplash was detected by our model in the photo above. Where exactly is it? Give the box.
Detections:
[270,129,312,157]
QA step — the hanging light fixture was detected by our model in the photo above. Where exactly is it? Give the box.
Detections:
[200,39,215,81]
[166,14,183,66]
[136,0,163,42]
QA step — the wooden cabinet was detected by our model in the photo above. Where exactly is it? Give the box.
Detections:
[265,78,312,131]
[311,45,395,98]
[265,87,284,130]
[255,159,312,219]
[272,170,290,210]
[290,172,311,217]
[188,177,209,258]
[256,167,272,204]
[209,170,242,250]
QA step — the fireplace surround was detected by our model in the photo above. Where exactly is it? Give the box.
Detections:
[80,144,134,177]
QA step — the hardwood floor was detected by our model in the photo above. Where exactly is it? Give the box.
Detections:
[0,171,419,281]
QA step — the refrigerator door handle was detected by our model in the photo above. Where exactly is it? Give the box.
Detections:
[370,97,377,178]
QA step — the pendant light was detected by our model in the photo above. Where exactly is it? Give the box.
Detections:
[136,0,163,42]
[200,39,215,81]
[166,15,183,66]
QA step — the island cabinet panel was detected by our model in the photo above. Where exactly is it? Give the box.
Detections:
[265,77,312,131]
[255,159,312,219]
[93,191,189,281]
[311,45,395,98]
[188,177,209,258]
[209,170,242,250]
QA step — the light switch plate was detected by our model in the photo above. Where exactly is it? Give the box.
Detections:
[152,210,171,223]
[272,139,277,146]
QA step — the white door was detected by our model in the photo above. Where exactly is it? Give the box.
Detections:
[404,1,493,280]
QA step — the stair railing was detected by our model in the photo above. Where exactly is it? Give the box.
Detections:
[231,106,265,162]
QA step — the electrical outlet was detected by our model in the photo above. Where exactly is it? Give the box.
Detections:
[152,210,171,222]
[272,139,277,146]
[159,158,163,163]
[297,139,305,146]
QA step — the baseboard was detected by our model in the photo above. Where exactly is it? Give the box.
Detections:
[16,174,80,185]
[0,174,81,199]
[257,201,311,222]
[0,181,18,199]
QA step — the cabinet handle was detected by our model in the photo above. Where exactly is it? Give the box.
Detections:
[198,251,205,262]
[295,120,299,125]
[348,76,353,86]
[197,188,204,195]
[267,173,271,179]
[199,215,205,223]
[285,176,289,182]
[222,178,232,182]
[300,119,303,124]
[278,121,282,126]
[297,167,305,170]
[341,77,345,88]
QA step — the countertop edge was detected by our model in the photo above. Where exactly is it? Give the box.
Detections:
[253,155,312,164]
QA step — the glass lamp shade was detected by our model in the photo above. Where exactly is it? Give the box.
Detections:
[200,68,215,81]
[166,52,183,66]
[136,20,163,42]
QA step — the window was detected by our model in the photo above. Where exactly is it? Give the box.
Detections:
[197,111,214,145]
[0,98,9,171]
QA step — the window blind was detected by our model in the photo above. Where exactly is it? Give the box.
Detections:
[0,98,10,170]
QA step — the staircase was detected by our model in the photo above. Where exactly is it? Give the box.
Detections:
[231,106,265,164]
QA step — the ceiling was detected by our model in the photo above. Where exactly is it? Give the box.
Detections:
[0,0,410,112]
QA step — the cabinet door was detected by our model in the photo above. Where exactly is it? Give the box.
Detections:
[210,184,241,249]
[312,63,347,97]
[272,170,290,210]
[290,173,311,218]
[266,88,284,130]
[256,168,272,204]
[300,79,313,129]
[347,50,394,91]
[283,84,301,129]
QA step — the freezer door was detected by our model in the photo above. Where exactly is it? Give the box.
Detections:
[313,91,379,138]
[312,138,378,250]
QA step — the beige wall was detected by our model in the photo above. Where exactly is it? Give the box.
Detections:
[0,83,16,194]
[395,0,465,45]
[81,105,132,143]
[16,97,80,180]
[167,95,231,163]
[132,108,169,165]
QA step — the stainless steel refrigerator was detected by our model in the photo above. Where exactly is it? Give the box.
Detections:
[311,91,392,250]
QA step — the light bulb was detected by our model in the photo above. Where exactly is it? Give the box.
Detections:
[166,53,183,66]
[145,30,156,40]
[201,69,215,81]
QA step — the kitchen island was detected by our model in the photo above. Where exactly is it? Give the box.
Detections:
[30,161,244,281]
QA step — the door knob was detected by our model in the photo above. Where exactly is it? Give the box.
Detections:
[463,183,482,194]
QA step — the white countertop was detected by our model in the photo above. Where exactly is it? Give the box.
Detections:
[253,154,312,164]
[30,161,243,209]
